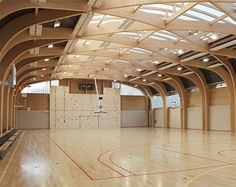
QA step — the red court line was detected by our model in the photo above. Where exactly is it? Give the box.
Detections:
[109,150,136,176]
[159,147,233,164]
[97,148,126,177]
[50,139,236,181]
[93,164,234,180]
[50,138,94,180]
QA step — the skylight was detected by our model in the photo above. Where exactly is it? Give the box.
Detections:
[153,32,178,40]
[131,48,153,54]
[185,10,215,22]
[139,9,167,16]
[179,15,198,21]
[194,4,224,17]
[224,17,236,25]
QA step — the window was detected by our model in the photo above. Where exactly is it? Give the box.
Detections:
[21,81,50,94]
[167,94,180,107]
[112,83,144,96]
[151,96,163,108]
[51,80,59,87]
[120,84,144,96]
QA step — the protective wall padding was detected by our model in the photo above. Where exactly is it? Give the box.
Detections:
[50,86,120,128]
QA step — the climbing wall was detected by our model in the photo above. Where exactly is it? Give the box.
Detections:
[50,86,120,128]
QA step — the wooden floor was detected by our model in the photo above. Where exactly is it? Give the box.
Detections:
[0,128,236,187]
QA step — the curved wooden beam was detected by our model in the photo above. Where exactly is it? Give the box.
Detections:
[0,9,80,53]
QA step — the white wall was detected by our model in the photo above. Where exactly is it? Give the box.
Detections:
[209,105,230,131]
[187,107,202,129]
[153,105,230,131]
[121,110,147,127]
[154,109,164,127]
[17,110,49,129]
[169,108,180,128]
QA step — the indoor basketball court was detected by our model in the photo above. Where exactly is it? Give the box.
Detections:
[0,0,236,186]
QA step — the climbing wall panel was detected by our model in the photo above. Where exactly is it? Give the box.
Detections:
[50,86,120,128]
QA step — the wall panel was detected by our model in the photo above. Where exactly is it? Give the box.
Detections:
[169,108,181,128]
[187,107,202,129]
[121,110,147,127]
[209,105,230,131]
[154,109,164,127]
[16,110,49,129]
[121,96,146,110]
[50,86,120,128]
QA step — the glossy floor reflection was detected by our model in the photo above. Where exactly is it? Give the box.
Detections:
[0,128,236,187]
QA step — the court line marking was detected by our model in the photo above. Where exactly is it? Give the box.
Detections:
[109,150,136,176]
[0,131,25,184]
[104,144,234,177]
[160,147,232,164]
[183,164,234,187]
[49,138,236,181]
[50,137,94,180]
[107,148,231,177]
[93,164,230,180]
[97,148,126,177]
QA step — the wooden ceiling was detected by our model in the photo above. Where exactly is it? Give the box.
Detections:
[0,0,236,89]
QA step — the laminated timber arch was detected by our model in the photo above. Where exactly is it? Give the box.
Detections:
[143,82,168,128]
[0,10,81,53]
[0,0,236,134]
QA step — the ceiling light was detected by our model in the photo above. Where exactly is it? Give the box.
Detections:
[74,55,79,59]
[41,75,44,77]
[210,34,218,40]
[203,58,209,62]
[124,74,128,77]
[152,60,160,64]
[63,72,66,74]
[157,73,162,77]
[177,49,184,55]
[32,77,36,80]
[142,79,146,82]
[136,68,142,72]
[54,20,60,28]
[114,80,117,82]
[177,66,182,71]
[193,32,198,36]
[42,68,46,71]
[68,65,72,67]
[60,78,63,80]
[134,84,138,87]
[44,58,49,62]
[48,44,53,48]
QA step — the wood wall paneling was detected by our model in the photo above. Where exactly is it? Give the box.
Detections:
[17,94,49,110]
[121,96,146,110]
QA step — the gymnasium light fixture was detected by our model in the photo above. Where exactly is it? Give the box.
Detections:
[177,66,183,71]
[54,20,60,28]
[152,60,160,64]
